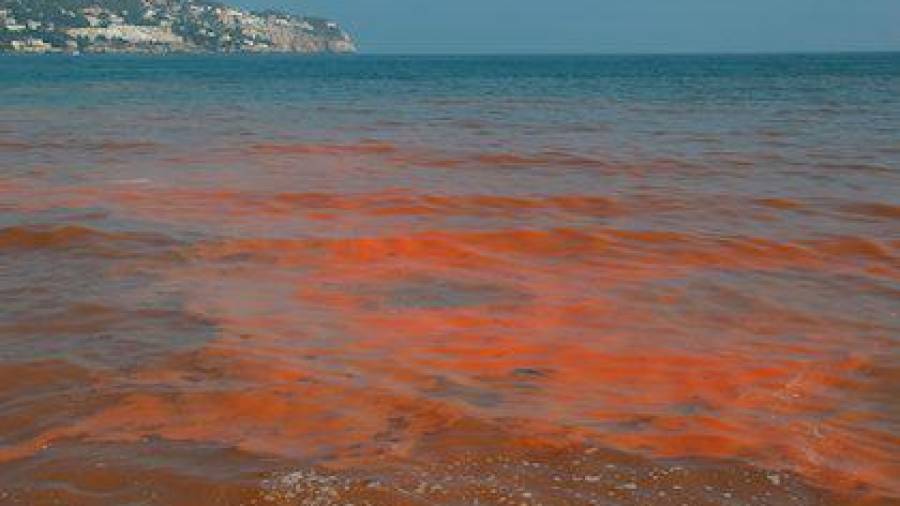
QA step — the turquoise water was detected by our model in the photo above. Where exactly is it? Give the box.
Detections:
[0,54,898,504]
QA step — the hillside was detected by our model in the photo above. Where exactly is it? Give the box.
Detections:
[0,0,356,53]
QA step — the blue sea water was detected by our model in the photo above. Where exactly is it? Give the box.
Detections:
[2,53,899,158]
[0,54,898,504]
[2,53,898,219]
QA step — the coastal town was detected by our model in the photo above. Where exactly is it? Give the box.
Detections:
[0,0,356,53]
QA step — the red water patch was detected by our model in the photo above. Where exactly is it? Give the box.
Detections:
[0,360,110,464]
[390,149,609,170]
[243,139,608,171]
[470,151,602,168]
[142,226,898,497]
[249,140,398,156]
[756,197,804,210]
[186,228,898,282]
[0,225,174,255]
[842,201,900,219]
[2,150,898,503]
[6,186,630,232]
[0,140,32,152]
[0,225,117,250]
[0,139,160,152]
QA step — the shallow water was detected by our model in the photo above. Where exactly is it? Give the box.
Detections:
[0,53,898,505]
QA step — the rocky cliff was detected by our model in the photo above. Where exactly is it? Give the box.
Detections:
[0,0,356,53]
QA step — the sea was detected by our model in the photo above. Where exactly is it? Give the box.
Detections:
[0,53,898,505]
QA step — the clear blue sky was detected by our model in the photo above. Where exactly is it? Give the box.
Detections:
[239,0,900,54]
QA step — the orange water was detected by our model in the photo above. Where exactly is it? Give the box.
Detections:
[1,138,898,504]
[2,54,899,505]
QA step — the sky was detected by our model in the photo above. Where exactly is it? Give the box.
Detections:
[238,0,900,54]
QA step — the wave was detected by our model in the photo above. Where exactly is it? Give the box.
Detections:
[187,227,897,277]
[841,201,900,219]
[7,186,627,229]
[1,326,894,499]
[755,197,805,210]
[1,223,896,500]
[0,225,176,256]
[0,399,852,505]
[242,140,607,170]
[0,139,161,153]
[272,192,623,217]
[248,140,398,156]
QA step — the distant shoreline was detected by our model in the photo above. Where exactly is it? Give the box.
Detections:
[4,50,900,58]
[0,0,355,54]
